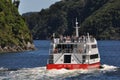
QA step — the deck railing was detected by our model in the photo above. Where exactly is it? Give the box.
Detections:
[53,37,95,44]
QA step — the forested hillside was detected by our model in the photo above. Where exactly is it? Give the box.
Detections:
[23,0,120,40]
[0,0,34,53]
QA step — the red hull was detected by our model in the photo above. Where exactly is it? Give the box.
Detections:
[47,62,100,70]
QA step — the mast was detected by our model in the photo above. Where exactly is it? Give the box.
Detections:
[87,33,90,43]
[75,18,80,37]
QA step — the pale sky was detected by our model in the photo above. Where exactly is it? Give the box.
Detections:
[18,0,60,14]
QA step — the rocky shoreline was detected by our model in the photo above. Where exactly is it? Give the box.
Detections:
[0,42,35,53]
[0,0,35,53]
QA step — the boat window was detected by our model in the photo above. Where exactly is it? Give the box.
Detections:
[64,55,71,63]
[61,44,73,49]
[91,44,97,48]
[74,44,77,48]
[56,44,74,53]
[82,55,86,63]
[90,54,98,59]
[56,44,61,48]
[83,55,86,59]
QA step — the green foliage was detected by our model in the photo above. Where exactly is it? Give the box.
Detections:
[0,0,33,48]
[82,0,120,40]
[23,0,120,40]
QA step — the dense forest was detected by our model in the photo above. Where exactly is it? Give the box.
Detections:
[23,0,120,40]
[0,0,34,52]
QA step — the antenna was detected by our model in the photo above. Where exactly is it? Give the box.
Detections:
[75,18,80,37]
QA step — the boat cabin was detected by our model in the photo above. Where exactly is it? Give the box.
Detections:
[47,18,100,69]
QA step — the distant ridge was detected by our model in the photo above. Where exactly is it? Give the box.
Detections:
[23,0,120,40]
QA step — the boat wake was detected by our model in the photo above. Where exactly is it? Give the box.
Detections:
[0,64,118,80]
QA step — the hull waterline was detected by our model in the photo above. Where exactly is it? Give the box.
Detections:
[47,62,100,70]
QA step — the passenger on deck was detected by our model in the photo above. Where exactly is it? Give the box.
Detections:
[63,36,66,42]
[66,36,71,42]
[59,35,63,43]
[71,35,74,42]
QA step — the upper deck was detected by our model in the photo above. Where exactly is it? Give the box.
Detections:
[52,34,96,44]
[50,34,98,54]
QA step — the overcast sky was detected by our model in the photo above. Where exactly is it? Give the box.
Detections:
[18,0,60,14]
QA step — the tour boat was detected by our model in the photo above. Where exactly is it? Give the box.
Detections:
[47,19,101,70]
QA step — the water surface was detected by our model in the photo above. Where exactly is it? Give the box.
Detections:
[0,40,120,80]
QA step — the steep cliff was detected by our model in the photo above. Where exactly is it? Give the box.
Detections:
[0,0,34,53]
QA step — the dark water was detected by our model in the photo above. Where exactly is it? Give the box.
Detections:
[0,40,120,80]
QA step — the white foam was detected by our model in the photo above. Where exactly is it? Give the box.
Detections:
[0,64,118,80]
[100,64,117,72]
[0,67,8,71]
